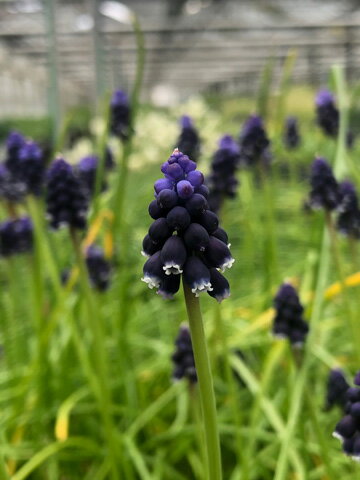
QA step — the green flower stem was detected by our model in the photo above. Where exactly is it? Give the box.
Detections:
[183,282,222,480]
[70,229,120,480]
[325,211,360,363]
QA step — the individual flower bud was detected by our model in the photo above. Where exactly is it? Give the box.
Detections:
[351,402,360,419]
[157,189,178,209]
[160,236,187,275]
[208,268,230,302]
[148,199,167,219]
[142,234,161,257]
[185,193,208,217]
[18,140,45,196]
[355,371,360,386]
[211,227,229,245]
[46,158,89,230]
[148,218,172,244]
[110,89,131,140]
[166,206,191,231]
[157,273,181,299]
[204,236,234,271]
[283,116,301,149]
[172,324,197,383]
[183,256,212,296]
[154,178,174,194]
[334,415,357,440]
[337,181,360,239]
[184,223,209,251]
[177,180,194,199]
[325,368,350,411]
[197,210,219,233]
[309,157,340,211]
[178,154,196,173]
[272,283,308,346]
[142,251,165,289]
[0,217,33,257]
[187,170,204,187]
[196,184,209,199]
[85,245,111,291]
[315,89,339,138]
[239,115,271,167]
[175,115,201,162]
[346,387,360,402]
[164,163,185,181]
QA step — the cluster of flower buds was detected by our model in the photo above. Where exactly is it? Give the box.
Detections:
[76,155,108,198]
[85,245,112,291]
[315,89,339,138]
[46,158,89,230]
[141,149,233,301]
[308,157,341,211]
[172,324,197,383]
[110,89,131,141]
[283,116,301,149]
[325,368,350,411]
[333,371,360,460]
[207,135,241,213]
[17,140,45,196]
[5,131,26,175]
[239,115,271,167]
[337,181,360,239]
[0,217,33,257]
[272,283,309,346]
[176,116,201,162]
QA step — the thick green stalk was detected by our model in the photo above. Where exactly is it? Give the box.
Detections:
[183,283,222,480]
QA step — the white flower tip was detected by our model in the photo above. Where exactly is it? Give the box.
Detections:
[332,431,343,442]
[220,257,235,272]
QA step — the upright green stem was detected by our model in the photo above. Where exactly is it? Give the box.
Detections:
[183,283,222,480]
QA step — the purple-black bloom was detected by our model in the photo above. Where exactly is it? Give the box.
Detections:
[337,181,360,239]
[0,164,26,202]
[0,217,33,256]
[175,115,201,162]
[325,368,350,411]
[333,371,360,460]
[239,115,271,167]
[309,157,341,211]
[18,140,45,195]
[208,135,241,213]
[46,158,89,230]
[5,131,26,175]
[272,283,309,346]
[85,245,112,291]
[283,116,301,149]
[76,155,107,197]
[315,89,339,138]
[141,149,233,300]
[172,324,197,383]
[110,89,131,141]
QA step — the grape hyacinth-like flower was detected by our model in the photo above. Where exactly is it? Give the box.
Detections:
[325,368,350,411]
[5,131,26,175]
[141,149,233,300]
[0,164,26,202]
[315,89,339,138]
[239,114,271,167]
[309,157,341,211]
[85,245,112,291]
[46,158,88,230]
[0,217,33,257]
[207,135,241,213]
[333,371,360,460]
[110,89,131,141]
[272,283,309,346]
[283,116,301,149]
[176,115,201,162]
[77,155,98,196]
[337,181,360,239]
[172,324,197,383]
[18,140,44,195]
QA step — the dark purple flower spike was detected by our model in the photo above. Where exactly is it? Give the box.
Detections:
[309,157,341,211]
[239,114,271,167]
[110,89,131,141]
[175,115,201,162]
[85,245,112,291]
[0,217,33,257]
[325,368,350,411]
[272,283,309,347]
[46,158,89,230]
[315,89,339,138]
[283,116,301,149]
[337,181,360,239]
[172,324,197,383]
[141,148,233,300]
